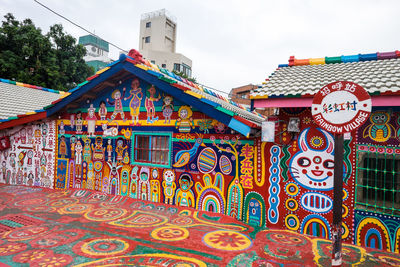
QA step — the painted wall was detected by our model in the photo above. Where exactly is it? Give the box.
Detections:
[266,108,400,253]
[52,75,267,227]
[0,120,56,188]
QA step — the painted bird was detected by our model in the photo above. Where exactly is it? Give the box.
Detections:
[173,138,205,168]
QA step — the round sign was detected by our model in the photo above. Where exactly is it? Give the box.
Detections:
[312,81,371,134]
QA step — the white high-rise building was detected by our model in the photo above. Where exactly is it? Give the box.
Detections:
[139,9,192,77]
[79,35,113,72]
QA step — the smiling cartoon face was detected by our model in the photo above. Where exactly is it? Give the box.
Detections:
[289,128,335,191]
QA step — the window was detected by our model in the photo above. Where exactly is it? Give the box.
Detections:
[132,133,172,167]
[173,63,181,72]
[355,145,400,216]
[161,64,167,68]
[151,60,155,64]
[146,22,151,28]
[145,36,151,43]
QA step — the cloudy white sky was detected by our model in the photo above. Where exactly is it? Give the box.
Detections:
[1,0,399,93]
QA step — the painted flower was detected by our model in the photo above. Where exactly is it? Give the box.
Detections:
[302,117,312,125]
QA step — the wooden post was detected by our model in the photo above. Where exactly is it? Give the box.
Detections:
[332,134,344,266]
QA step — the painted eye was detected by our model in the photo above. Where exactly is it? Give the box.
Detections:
[297,157,310,167]
[374,115,379,120]
[323,160,334,169]
[313,156,322,164]
[380,115,386,120]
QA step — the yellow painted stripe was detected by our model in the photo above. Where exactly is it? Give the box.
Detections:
[186,91,203,99]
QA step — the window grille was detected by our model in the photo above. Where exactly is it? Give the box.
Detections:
[132,133,171,167]
[355,144,400,216]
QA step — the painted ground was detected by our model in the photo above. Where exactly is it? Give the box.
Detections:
[0,184,399,266]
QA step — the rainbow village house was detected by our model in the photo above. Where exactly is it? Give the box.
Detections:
[251,51,400,253]
[0,49,400,253]
[0,50,266,228]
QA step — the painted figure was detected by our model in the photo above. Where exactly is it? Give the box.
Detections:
[162,95,174,124]
[92,136,105,161]
[289,128,335,191]
[162,169,176,205]
[363,111,395,142]
[150,179,160,202]
[86,104,97,137]
[83,138,92,163]
[75,140,83,165]
[175,173,195,207]
[59,135,67,158]
[175,106,195,133]
[145,85,161,123]
[76,111,83,134]
[106,159,123,195]
[98,101,107,120]
[70,135,77,159]
[59,121,65,135]
[107,88,126,122]
[129,166,139,199]
[102,123,119,137]
[115,138,127,164]
[106,139,113,162]
[124,78,143,126]
[138,167,150,201]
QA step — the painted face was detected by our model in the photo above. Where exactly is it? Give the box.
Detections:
[131,79,140,89]
[163,170,175,183]
[371,112,389,124]
[289,128,335,191]
[148,86,156,96]
[180,178,191,191]
[180,109,188,119]
[114,91,121,99]
[164,97,172,105]
[108,139,112,145]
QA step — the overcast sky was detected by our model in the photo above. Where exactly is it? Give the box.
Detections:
[1,0,399,94]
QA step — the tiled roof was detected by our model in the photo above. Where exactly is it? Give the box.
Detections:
[67,50,265,127]
[252,51,400,99]
[0,79,69,121]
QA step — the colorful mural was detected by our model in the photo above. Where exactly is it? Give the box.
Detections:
[49,75,263,224]
[0,120,56,189]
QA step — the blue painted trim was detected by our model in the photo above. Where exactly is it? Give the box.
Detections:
[278,64,289,68]
[341,54,359,63]
[228,118,251,137]
[46,63,124,117]
[147,70,163,78]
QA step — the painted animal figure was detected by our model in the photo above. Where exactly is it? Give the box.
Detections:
[173,137,205,168]
[102,123,119,137]
[363,111,395,142]
[289,128,335,191]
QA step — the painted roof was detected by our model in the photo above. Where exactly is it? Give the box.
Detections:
[0,79,69,121]
[251,51,400,99]
[44,50,264,137]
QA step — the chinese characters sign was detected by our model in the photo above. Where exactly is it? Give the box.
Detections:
[312,81,371,134]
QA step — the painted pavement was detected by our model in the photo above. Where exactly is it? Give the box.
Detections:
[0,185,399,266]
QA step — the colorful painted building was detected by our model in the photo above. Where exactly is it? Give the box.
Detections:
[1,49,400,255]
[251,51,400,252]
[0,50,268,229]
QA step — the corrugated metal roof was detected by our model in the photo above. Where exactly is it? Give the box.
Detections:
[0,80,67,120]
[252,55,400,99]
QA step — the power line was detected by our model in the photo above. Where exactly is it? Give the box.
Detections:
[34,0,128,53]
[33,0,230,95]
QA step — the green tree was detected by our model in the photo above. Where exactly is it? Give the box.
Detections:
[0,13,94,91]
